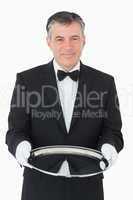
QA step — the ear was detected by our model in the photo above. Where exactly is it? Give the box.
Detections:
[83,35,86,46]
[81,36,86,49]
[46,36,51,48]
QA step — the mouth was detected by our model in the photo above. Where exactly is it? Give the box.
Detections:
[62,53,75,58]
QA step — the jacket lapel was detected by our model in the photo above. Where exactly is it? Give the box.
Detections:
[44,60,68,135]
[69,61,91,133]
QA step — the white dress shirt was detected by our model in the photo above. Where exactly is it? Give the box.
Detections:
[53,59,80,176]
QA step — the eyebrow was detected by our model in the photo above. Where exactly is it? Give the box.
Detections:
[71,35,80,40]
[71,35,80,38]
[55,36,64,39]
[55,35,80,39]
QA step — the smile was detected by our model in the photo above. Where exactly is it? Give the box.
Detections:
[62,53,75,57]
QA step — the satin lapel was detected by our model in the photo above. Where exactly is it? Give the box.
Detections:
[44,61,68,135]
[69,62,93,133]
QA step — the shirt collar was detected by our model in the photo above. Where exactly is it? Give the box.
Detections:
[53,59,80,81]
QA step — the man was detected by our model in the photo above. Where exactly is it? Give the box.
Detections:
[6,11,124,200]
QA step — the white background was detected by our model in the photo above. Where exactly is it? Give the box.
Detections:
[0,0,132,199]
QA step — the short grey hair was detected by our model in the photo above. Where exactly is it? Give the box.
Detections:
[46,11,85,37]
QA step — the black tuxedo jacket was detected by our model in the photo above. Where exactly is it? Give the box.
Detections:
[6,60,124,200]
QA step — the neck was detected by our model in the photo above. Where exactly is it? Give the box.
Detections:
[62,65,75,72]
[54,59,80,72]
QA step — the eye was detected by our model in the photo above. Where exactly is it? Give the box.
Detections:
[55,37,64,42]
[73,37,78,40]
[72,36,80,41]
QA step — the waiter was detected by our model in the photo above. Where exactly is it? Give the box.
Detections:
[6,11,124,200]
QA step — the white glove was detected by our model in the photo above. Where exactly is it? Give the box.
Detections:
[100,143,118,170]
[15,140,32,166]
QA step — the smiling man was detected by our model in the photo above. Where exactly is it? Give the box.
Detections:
[6,11,124,200]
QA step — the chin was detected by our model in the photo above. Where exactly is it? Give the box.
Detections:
[61,59,78,68]
[63,63,75,70]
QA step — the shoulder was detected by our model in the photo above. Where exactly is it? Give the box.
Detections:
[82,63,114,80]
[15,61,53,87]
[81,63,115,87]
[17,61,51,79]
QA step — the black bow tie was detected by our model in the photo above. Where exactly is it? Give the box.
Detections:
[57,70,80,81]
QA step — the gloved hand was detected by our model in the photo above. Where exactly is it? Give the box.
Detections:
[100,143,118,170]
[15,140,32,166]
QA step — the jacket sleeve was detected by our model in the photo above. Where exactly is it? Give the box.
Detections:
[5,73,32,157]
[97,77,124,153]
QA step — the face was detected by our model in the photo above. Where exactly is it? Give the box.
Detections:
[47,21,85,71]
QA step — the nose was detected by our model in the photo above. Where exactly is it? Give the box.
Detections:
[63,39,73,50]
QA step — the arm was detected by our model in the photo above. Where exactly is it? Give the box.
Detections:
[98,77,124,153]
[6,73,32,157]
